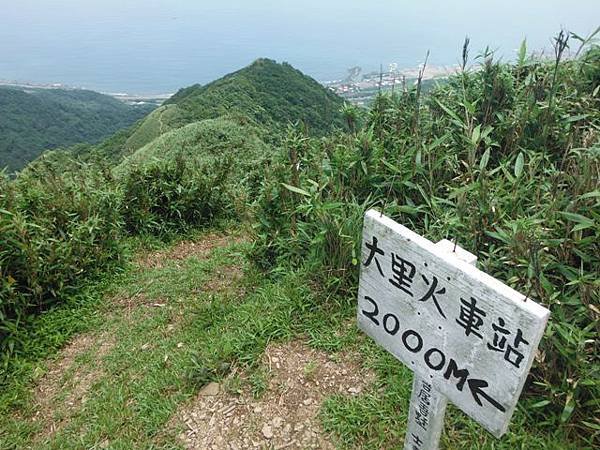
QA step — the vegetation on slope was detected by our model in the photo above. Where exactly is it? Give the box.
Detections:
[85,59,346,163]
[0,33,598,447]
[118,117,269,170]
[0,116,270,364]
[1,229,580,449]
[118,118,270,234]
[1,59,344,363]
[253,40,600,442]
[165,58,346,135]
[0,87,155,172]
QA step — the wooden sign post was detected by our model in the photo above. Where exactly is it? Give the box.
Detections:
[405,239,476,450]
[357,210,550,448]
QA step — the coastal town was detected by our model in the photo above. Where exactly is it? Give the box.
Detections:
[324,63,459,104]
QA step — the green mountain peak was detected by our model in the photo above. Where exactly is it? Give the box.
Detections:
[84,59,346,164]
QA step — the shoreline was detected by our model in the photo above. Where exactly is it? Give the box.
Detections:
[0,62,458,100]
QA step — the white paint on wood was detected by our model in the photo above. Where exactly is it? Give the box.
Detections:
[357,209,550,438]
[404,240,477,450]
[434,238,477,266]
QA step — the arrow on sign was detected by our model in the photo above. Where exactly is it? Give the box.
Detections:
[467,378,506,412]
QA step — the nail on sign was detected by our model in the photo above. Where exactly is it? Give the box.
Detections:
[357,210,550,439]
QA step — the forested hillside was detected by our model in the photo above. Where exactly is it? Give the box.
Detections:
[164,58,346,134]
[0,87,155,172]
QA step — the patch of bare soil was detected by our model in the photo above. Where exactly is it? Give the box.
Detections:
[137,234,246,269]
[171,341,376,449]
[204,265,245,293]
[30,332,115,441]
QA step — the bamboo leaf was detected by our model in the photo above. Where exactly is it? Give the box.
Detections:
[582,421,600,431]
[471,124,481,145]
[566,114,588,122]
[559,211,595,226]
[518,38,527,65]
[560,396,575,423]
[514,153,525,178]
[397,205,420,215]
[434,99,465,127]
[572,223,595,232]
[479,148,491,171]
[281,183,311,197]
[578,190,600,200]
[531,399,551,408]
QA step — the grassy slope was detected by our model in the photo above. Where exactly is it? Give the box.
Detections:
[0,87,155,172]
[165,58,346,136]
[251,46,600,444]
[117,117,270,172]
[0,228,582,449]
[1,47,597,449]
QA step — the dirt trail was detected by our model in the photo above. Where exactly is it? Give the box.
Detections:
[27,232,243,443]
[30,332,115,443]
[19,231,375,449]
[171,341,375,450]
[136,233,246,269]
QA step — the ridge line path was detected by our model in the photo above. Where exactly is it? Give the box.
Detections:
[1,228,377,450]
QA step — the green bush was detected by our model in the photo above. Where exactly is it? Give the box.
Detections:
[121,153,234,235]
[1,117,268,366]
[118,118,273,235]
[1,158,124,364]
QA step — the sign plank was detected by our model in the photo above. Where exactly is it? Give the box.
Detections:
[357,209,550,438]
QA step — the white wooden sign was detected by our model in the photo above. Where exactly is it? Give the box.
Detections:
[357,209,550,444]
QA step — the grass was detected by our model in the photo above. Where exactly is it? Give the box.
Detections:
[253,37,600,442]
[3,34,597,447]
[0,225,351,448]
[321,343,587,449]
[0,225,591,449]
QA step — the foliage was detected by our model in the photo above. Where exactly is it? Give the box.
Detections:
[118,117,269,171]
[0,158,124,365]
[118,118,272,235]
[120,154,234,235]
[0,34,598,445]
[0,87,155,172]
[0,115,271,363]
[121,104,184,153]
[165,58,347,135]
[253,44,600,441]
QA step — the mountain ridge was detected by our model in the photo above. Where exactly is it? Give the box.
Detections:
[76,59,347,164]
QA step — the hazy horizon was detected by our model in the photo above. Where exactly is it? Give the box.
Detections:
[1,0,599,94]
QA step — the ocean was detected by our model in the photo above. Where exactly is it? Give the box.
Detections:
[1,0,598,95]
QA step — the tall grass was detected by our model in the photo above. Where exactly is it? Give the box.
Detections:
[0,30,598,444]
[253,41,599,440]
[121,153,234,235]
[0,139,255,368]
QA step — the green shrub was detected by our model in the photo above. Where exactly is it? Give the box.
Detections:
[121,153,234,235]
[0,158,124,365]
